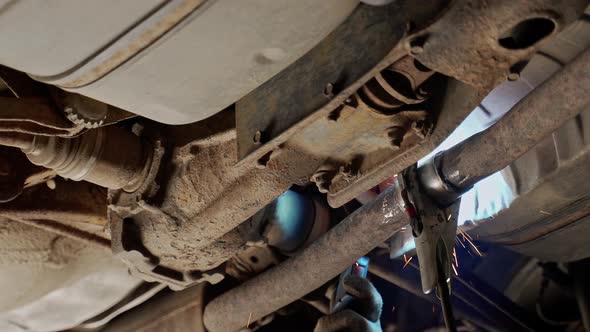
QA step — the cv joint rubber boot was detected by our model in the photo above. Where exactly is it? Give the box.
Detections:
[22,126,151,191]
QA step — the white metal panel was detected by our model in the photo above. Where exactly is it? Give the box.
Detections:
[54,0,359,124]
[0,0,165,76]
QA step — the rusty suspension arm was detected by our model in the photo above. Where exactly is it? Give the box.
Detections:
[203,180,411,331]
[203,47,590,331]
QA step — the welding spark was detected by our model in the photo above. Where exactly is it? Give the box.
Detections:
[451,248,459,275]
[403,254,413,269]
[456,230,481,257]
[464,236,483,256]
[460,231,467,242]
[458,228,473,241]
[456,236,467,249]
[540,210,553,215]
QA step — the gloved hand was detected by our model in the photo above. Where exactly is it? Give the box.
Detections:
[315,275,383,332]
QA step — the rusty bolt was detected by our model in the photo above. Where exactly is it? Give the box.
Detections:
[507,71,520,81]
[386,126,406,149]
[411,120,428,139]
[323,83,335,98]
[310,170,335,194]
[408,35,427,55]
[339,164,356,182]
[253,130,265,144]
[410,45,423,55]
[507,61,527,82]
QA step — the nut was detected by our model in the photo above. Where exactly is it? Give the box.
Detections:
[311,170,335,194]
[253,130,265,144]
[408,35,428,55]
[507,72,520,81]
[323,83,335,98]
[339,164,356,182]
[411,120,428,139]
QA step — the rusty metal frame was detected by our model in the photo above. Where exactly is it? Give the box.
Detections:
[101,0,588,289]
[108,115,278,289]
[235,2,441,160]
[201,1,589,330]
[408,0,588,89]
[0,0,570,293]
[203,32,590,332]
[236,1,448,167]
[0,1,586,322]
[234,0,586,209]
[104,1,455,288]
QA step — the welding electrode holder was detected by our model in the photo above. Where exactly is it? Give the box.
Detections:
[401,163,460,332]
[401,164,458,294]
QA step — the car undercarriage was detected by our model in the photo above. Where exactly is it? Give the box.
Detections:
[0,1,590,331]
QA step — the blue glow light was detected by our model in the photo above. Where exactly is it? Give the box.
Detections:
[271,190,312,252]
